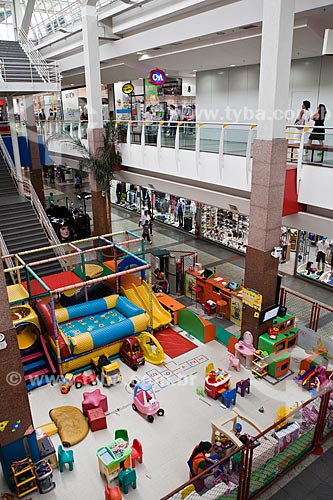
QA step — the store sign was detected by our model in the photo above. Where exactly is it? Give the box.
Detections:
[149,69,167,85]
[122,83,134,95]
[242,288,262,311]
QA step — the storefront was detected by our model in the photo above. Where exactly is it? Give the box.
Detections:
[111,181,198,234]
[111,183,333,289]
[296,231,333,288]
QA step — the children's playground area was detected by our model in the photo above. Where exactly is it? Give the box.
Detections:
[1,230,332,500]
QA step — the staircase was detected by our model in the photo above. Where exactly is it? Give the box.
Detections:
[22,335,56,391]
[0,40,44,83]
[0,156,62,278]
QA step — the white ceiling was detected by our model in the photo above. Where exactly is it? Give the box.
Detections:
[40,0,333,88]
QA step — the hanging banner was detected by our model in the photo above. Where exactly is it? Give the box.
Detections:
[242,288,262,311]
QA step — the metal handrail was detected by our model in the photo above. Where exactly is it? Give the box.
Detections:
[18,28,60,85]
[0,135,67,270]
[0,232,16,284]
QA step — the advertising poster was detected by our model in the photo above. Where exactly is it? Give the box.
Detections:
[185,273,196,299]
[242,288,262,311]
[230,296,242,326]
[144,78,158,104]
[61,89,80,120]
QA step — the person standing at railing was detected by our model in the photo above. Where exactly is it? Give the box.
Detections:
[295,100,311,126]
[308,104,327,147]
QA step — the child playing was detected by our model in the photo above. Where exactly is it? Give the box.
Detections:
[142,221,152,244]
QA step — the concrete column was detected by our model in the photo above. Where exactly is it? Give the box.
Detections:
[7,96,24,196]
[81,0,103,130]
[23,95,45,206]
[82,0,110,236]
[242,0,295,346]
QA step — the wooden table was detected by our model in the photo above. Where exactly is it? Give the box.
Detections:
[157,293,185,324]
[185,270,243,325]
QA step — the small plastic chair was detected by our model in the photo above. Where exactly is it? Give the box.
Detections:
[228,354,240,372]
[221,388,237,408]
[118,468,136,494]
[114,428,129,443]
[105,484,122,500]
[131,438,143,468]
[58,445,74,472]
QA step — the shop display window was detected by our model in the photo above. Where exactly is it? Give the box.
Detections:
[201,205,248,253]
[111,181,197,234]
[296,231,333,287]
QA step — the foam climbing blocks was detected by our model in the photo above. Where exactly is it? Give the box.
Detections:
[82,389,108,416]
[87,408,107,432]
[178,309,216,343]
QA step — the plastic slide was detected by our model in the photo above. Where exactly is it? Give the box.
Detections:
[295,366,316,385]
[121,281,171,329]
[138,331,165,365]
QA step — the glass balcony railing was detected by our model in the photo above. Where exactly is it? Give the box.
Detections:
[7,119,333,169]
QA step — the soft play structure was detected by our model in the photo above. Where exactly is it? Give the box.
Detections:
[137,331,165,364]
[178,309,216,343]
[37,294,149,373]
[121,280,171,330]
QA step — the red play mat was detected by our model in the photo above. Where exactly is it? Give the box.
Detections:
[22,271,83,297]
[155,328,197,359]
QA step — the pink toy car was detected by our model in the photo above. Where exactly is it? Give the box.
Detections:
[132,381,164,423]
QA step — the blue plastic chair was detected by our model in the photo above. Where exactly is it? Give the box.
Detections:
[58,445,74,472]
[118,468,136,494]
[221,388,237,408]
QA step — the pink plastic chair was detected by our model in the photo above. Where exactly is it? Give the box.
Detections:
[228,354,240,372]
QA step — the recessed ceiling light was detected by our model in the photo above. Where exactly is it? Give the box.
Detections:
[229,64,236,67]
[193,70,197,72]
[137,52,145,55]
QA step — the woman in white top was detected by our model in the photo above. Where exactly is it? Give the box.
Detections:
[295,100,311,126]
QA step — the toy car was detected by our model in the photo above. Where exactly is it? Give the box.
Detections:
[74,372,98,389]
[119,337,145,371]
[92,354,122,386]
[132,380,164,423]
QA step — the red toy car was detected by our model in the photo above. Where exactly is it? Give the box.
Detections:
[75,372,98,389]
[119,337,145,371]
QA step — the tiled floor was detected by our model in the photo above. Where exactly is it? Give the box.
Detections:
[2,176,327,500]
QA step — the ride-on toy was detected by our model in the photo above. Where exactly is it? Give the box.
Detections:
[120,337,145,371]
[74,372,97,389]
[132,380,164,423]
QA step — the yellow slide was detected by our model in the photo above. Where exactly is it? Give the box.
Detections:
[121,281,171,330]
[138,331,165,365]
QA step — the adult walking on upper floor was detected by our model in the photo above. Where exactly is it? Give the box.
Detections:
[169,105,179,137]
